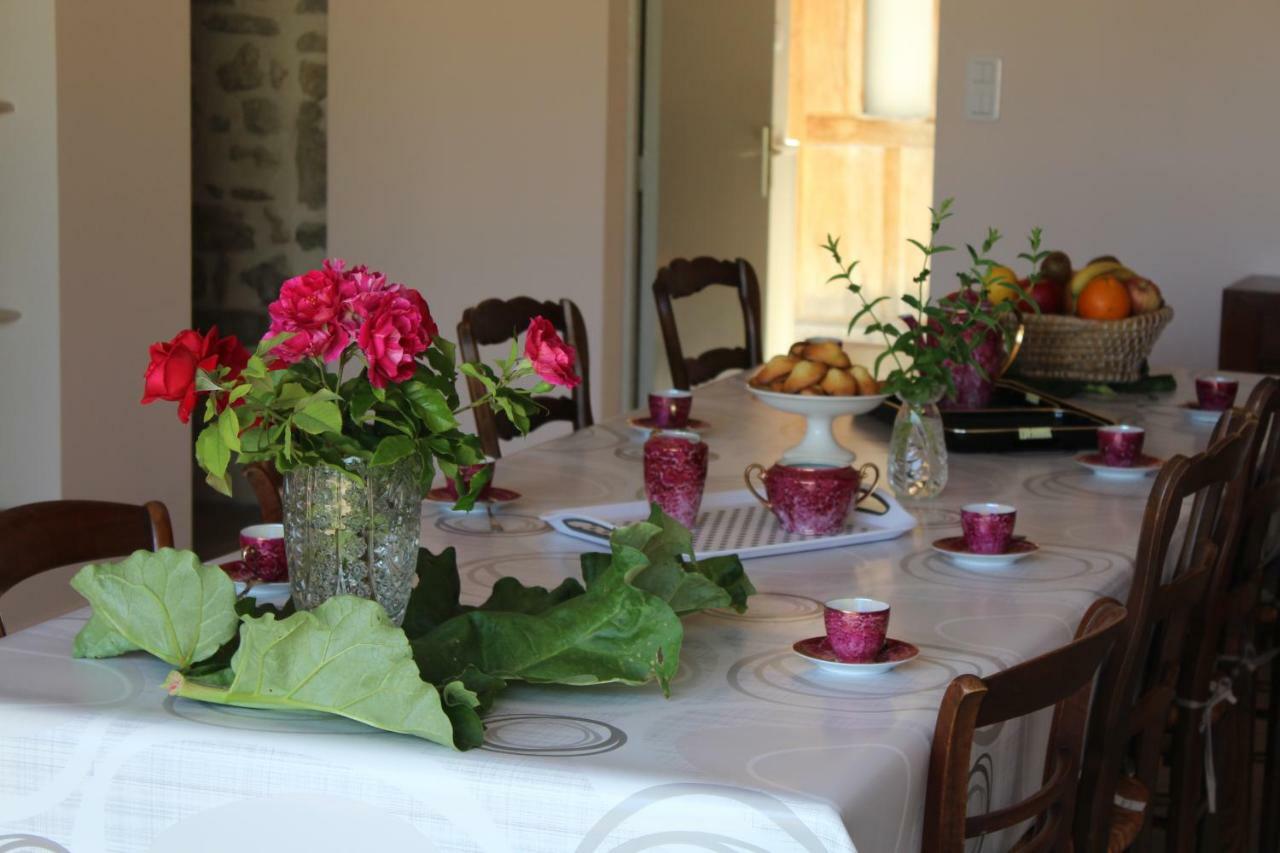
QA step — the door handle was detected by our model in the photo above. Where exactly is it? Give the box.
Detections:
[0,309,22,324]
[0,101,13,116]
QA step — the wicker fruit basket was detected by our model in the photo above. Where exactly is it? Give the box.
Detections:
[1007,306,1174,384]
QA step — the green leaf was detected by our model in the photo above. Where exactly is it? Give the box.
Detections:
[412,560,683,692]
[292,399,343,435]
[255,331,294,358]
[371,434,416,467]
[402,547,466,640]
[480,576,585,614]
[71,549,239,668]
[166,596,464,749]
[196,423,231,478]
[402,381,458,432]
[217,407,241,453]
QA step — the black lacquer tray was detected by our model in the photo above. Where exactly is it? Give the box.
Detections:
[870,379,1114,453]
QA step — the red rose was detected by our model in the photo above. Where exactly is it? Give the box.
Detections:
[357,288,437,388]
[266,267,349,363]
[141,327,250,423]
[524,316,580,388]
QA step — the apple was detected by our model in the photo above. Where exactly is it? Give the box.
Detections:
[1125,276,1164,314]
[1016,278,1064,314]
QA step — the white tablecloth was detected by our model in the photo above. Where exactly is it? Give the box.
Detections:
[0,370,1242,852]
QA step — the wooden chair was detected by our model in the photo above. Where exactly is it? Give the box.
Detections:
[1072,410,1257,853]
[1157,409,1259,853]
[244,462,283,524]
[457,296,593,459]
[923,598,1128,852]
[0,499,173,637]
[652,256,762,389]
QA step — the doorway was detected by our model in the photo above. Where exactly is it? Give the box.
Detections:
[631,0,939,401]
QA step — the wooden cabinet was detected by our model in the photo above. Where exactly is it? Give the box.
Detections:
[1220,276,1280,373]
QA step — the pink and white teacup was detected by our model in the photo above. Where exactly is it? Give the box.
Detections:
[1097,425,1145,468]
[744,461,879,535]
[1195,374,1239,411]
[649,389,693,429]
[643,429,708,528]
[824,597,890,663]
[444,457,497,501]
[239,523,287,582]
[960,503,1017,554]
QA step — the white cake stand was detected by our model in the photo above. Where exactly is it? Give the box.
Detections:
[746,386,889,466]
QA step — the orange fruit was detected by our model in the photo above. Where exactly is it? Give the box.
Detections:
[1076,275,1132,320]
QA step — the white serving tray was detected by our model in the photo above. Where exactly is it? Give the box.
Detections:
[542,489,917,560]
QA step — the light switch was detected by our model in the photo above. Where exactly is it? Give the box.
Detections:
[965,57,1002,121]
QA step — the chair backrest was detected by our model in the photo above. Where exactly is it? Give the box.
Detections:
[652,256,762,389]
[1236,377,1280,598]
[924,598,1128,852]
[1073,408,1256,852]
[457,296,593,458]
[244,462,283,524]
[0,499,174,636]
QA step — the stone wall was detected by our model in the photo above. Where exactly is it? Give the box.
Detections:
[191,0,327,344]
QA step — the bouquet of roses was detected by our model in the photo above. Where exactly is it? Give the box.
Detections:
[142,259,577,504]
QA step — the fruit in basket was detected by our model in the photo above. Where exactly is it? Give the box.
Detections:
[983,265,1021,305]
[1040,251,1073,289]
[1067,259,1134,312]
[1125,276,1164,315]
[749,339,880,396]
[1016,277,1064,315]
[1076,275,1133,320]
[1088,254,1121,265]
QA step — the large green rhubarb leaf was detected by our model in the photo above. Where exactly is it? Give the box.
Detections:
[71,548,238,668]
[413,555,683,693]
[581,506,755,615]
[166,595,472,749]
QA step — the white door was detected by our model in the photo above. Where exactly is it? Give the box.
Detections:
[634,0,781,400]
[0,0,61,507]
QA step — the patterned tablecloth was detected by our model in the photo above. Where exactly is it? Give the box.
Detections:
[0,370,1248,853]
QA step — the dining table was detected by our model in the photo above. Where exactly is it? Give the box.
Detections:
[0,368,1254,853]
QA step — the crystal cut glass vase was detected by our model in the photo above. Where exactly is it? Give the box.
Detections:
[887,392,948,500]
[282,455,422,625]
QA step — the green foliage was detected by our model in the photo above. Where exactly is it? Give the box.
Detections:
[166,596,473,750]
[409,506,755,695]
[825,199,1048,405]
[190,331,546,501]
[71,549,239,668]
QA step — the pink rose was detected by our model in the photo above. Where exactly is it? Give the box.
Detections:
[335,260,399,331]
[357,289,437,388]
[266,266,349,363]
[524,316,580,388]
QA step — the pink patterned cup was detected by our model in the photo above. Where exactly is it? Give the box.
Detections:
[824,597,890,662]
[960,503,1017,554]
[239,523,287,582]
[744,461,879,535]
[1195,375,1239,411]
[643,430,708,528]
[1097,425,1145,467]
[648,389,693,429]
[444,457,497,501]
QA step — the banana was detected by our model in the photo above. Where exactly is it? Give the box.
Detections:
[1067,260,1136,310]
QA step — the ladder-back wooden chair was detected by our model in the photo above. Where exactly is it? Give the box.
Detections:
[652,256,762,390]
[923,598,1128,852]
[0,499,173,636]
[1073,410,1256,852]
[457,296,593,459]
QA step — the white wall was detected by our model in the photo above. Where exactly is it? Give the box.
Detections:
[329,0,629,425]
[0,0,61,509]
[0,0,192,633]
[933,0,1280,370]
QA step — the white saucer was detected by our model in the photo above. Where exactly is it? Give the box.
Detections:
[931,536,1039,570]
[792,636,919,675]
[1074,453,1163,481]
[233,581,290,608]
[1181,402,1224,425]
